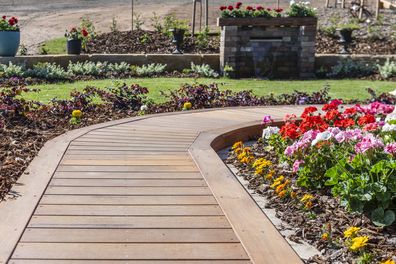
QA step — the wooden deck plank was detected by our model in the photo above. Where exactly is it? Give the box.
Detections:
[28,216,232,229]
[57,165,199,172]
[50,179,207,187]
[60,159,195,166]
[52,171,203,179]
[12,243,249,260]
[21,228,238,243]
[40,195,218,205]
[35,205,224,216]
[46,186,213,195]
[10,260,252,264]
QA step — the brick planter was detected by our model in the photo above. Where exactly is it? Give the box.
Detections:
[218,17,317,79]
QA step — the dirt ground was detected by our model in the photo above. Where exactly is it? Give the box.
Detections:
[1,0,301,54]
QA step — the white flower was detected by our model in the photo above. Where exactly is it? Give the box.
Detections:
[290,0,296,5]
[262,126,280,139]
[311,131,332,146]
[140,104,148,111]
[382,123,396,132]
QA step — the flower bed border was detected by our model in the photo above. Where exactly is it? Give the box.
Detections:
[217,17,317,27]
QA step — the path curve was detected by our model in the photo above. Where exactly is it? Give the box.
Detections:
[1,106,307,264]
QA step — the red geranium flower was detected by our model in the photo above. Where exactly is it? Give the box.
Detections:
[275,8,283,12]
[343,107,357,116]
[358,114,376,126]
[301,106,318,118]
[81,28,88,37]
[235,2,243,9]
[324,109,340,121]
[2,16,6,20]
[228,5,234,11]
[219,6,227,11]
[267,8,272,11]
[280,123,300,140]
[256,6,264,10]
[246,6,254,10]
[8,18,15,26]
[11,16,18,23]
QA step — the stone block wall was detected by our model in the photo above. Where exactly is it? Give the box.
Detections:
[219,17,317,79]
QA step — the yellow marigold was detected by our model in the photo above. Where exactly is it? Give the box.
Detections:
[381,259,395,264]
[71,110,82,119]
[253,158,272,168]
[243,147,251,153]
[275,183,285,194]
[255,167,263,175]
[300,194,314,203]
[270,175,284,188]
[265,173,273,180]
[349,236,369,251]
[232,141,243,150]
[321,233,329,241]
[343,226,361,238]
[183,102,192,110]
[278,190,287,198]
[237,152,246,161]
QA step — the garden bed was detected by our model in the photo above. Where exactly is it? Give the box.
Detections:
[226,102,396,263]
[85,29,219,54]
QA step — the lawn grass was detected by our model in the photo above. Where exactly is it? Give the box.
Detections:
[40,37,67,54]
[25,77,396,104]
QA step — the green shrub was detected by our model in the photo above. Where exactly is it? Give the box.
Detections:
[195,27,210,50]
[190,62,219,78]
[0,62,24,77]
[377,59,396,79]
[67,61,108,76]
[108,62,131,73]
[25,62,69,80]
[133,63,167,77]
[327,59,375,78]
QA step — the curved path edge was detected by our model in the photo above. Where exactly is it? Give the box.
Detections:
[0,106,306,264]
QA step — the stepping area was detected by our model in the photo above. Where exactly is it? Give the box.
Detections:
[2,107,306,264]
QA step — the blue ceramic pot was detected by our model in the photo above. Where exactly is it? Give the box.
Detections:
[0,31,20,57]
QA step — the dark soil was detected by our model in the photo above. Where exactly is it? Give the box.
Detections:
[85,29,220,54]
[226,139,396,263]
[316,32,396,55]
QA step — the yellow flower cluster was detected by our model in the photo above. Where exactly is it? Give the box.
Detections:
[252,158,272,175]
[72,109,82,119]
[300,194,314,209]
[183,102,192,110]
[349,236,369,251]
[269,176,291,198]
[233,143,254,165]
[343,226,361,238]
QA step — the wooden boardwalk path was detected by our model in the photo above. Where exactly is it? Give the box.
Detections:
[1,106,306,264]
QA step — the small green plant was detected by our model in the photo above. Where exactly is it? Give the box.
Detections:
[377,59,396,79]
[195,27,210,50]
[67,61,108,76]
[327,58,375,78]
[18,43,27,56]
[191,62,219,78]
[134,12,144,30]
[39,46,49,55]
[26,62,69,80]
[0,62,24,77]
[223,63,234,78]
[108,62,131,73]
[110,16,118,32]
[140,33,151,45]
[150,12,163,32]
[133,63,167,77]
[163,14,189,36]
[338,22,360,31]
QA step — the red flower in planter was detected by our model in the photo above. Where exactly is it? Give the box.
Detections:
[256,6,264,10]
[267,8,272,11]
[246,6,254,11]
[8,18,15,26]
[228,5,234,11]
[358,114,376,126]
[81,28,88,37]
[236,2,243,9]
[11,16,18,23]
[219,6,226,11]
[343,107,357,116]
[2,16,6,20]
[275,8,283,12]
[324,109,340,121]
[280,123,300,140]
[301,106,318,118]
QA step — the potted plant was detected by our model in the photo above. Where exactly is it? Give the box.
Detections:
[0,16,20,57]
[65,27,89,55]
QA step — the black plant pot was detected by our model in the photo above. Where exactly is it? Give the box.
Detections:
[67,39,82,55]
[170,28,185,54]
[338,29,353,54]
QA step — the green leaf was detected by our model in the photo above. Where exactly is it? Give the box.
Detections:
[371,207,396,227]
[349,198,364,213]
